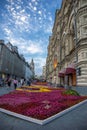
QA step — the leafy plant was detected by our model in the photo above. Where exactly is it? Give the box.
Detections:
[63,89,80,96]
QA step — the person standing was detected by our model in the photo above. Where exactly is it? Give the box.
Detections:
[13,78,18,89]
[7,77,11,88]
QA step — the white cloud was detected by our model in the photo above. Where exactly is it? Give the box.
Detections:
[3,30,44,55]
[4,36,24,48]
[20,9,25,13]
[29,2,32,6]
[32,0,36,2]
[28,44,43,54]
[38,17,42,20]
[38,10,42,15]
[16,5,21,10]
[4,0,54,35]
[35,2,38,5]
[20,43,43,54]
[49,16,52,22]
[43,24,52,34]
[4,28,12,35]
[20,16,26,22]
[28,2,34,10]
[33,6,37,11]
[12,11,28,24]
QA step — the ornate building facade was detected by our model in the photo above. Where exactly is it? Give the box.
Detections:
[46,0,87,87]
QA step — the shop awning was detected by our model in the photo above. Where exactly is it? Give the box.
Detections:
[65,63,76,75]
[58,68,66,77]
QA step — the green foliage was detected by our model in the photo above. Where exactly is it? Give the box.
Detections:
[63,89,80,96]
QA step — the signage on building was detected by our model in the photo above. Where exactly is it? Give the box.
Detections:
[76,67,81,76]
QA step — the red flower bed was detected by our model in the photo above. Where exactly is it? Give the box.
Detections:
[0,89,87,120]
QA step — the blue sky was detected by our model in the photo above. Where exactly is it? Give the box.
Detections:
[0,0,62,76]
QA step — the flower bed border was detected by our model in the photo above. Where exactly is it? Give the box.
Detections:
[0,99,87,125]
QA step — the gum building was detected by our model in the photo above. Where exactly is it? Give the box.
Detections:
[46,0,87,87]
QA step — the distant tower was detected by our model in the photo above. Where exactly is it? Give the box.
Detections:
[30,59,35,77]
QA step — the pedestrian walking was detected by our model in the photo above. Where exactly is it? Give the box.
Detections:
[20,78,24,86]
[6,77,11,88]
[13,78,18,89]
